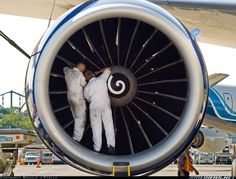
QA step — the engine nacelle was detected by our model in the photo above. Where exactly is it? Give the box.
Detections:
[192,127,231,153]
[25,0,208,176]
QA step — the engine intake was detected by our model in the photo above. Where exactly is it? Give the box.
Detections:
[26,0,208,176]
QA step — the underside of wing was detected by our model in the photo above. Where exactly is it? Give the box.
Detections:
[0,0,85,20]
[154,0,236,48]
[0,0,236,47]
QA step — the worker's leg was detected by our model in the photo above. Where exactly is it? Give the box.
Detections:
[90,108,102,152]
[177,170,181,176]
[102,108,115,149]
[73,101,86,142]
[68,98,76,119]
[184,170,189,177]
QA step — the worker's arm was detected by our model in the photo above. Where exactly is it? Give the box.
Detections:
[99,68,111,80]
[84,86,91,102]
[80,75,87,87]
[192,166,199,175]
[94,69,103,76]
[63,67,70,74]
[95,67,111,76]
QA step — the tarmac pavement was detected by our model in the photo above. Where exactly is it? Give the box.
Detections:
[13,164,232,177]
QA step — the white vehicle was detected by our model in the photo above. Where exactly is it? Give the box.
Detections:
[24,151,40,165]
[194,153,214,165]
[42,150,53,165]
[52,154,64,164]
[215,153,232,165]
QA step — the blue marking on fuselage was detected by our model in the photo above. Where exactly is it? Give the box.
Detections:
[206,88,236,121]
[211,88,236,115]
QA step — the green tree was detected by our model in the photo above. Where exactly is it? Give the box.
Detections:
[0,108,33,129]
[0,107,12,119]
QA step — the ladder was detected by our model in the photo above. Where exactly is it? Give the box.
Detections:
[112,162,131,177]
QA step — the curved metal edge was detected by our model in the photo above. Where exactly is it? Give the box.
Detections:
[192,130,204,149]
[26,0,209,176]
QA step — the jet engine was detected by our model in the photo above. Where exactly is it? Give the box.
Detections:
[192,127,231,153]
[25,0,208,176]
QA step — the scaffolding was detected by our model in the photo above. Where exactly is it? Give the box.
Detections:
[0,90,25,111]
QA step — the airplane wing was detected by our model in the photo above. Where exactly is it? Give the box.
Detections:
[0,0,85,20]
[0,0,236,48]
[154,0,236,48]
[208,73,229,88]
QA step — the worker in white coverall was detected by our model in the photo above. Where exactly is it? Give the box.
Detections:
[63,62,87,142]
[84,68,115,154]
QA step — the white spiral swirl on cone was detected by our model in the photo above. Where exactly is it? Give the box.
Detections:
[108,75,126,95]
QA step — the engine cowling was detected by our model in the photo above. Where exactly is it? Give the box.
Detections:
[192,127,231,153]
[25,0,208,176]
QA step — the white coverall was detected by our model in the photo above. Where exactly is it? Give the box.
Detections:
[84,69,115,152]
[63,67,87,142]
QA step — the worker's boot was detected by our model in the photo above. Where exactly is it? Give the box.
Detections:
[73,136,81,144]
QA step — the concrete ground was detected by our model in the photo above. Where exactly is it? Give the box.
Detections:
[13,164,232,176]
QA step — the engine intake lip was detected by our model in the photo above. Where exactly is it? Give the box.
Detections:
[26,0,208,175]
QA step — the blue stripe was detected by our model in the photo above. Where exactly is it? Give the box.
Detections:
[207,88,236,120]
[206,101,218,117]
[32,0,98,103]
[211,88,236,115]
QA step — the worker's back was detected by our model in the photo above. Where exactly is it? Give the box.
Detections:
[84,69,111,110]
[64,67,86,98]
